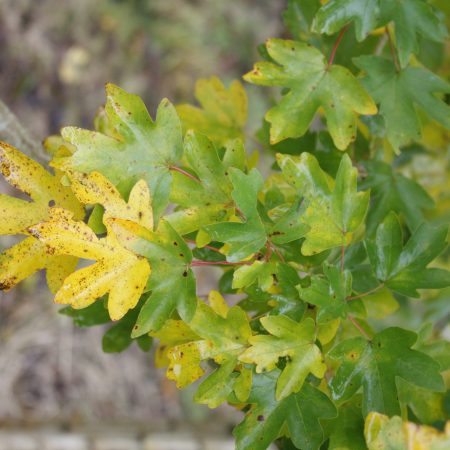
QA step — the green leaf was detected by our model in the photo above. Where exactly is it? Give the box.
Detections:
[204,168,267,262]
[59,301,110,327]
[58,84,183,221]
[171,131,232,207]
[361,160,435,234]
[379,0,448,68]
[366,212,450,297]
[233,371,336,450]
[194,357,238,408]
[326,396,366,450]
[109,219,197,335]
[244,39,377,149]
[176,77,247,146]
[313,0,380,41]
[240,316,326,400]
[298,263,352,323]
[354,56,450,151]
[168,131,234,234]
[277,152,369,254]
[329,327,444,416]
[283,0,321,38]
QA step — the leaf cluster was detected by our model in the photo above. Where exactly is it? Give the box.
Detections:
[1,1,450,449]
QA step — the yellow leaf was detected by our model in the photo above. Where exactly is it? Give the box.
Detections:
[29,209,150,320]
[67,170,153,229]
[0,142,83,292]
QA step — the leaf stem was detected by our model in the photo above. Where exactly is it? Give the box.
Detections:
[191,260,250,267]
[348,315,371,340]
[186,240,223,254]
[347,283,384,301]
[340,244,345,272]
[385,26,400,72]
[328,24,349,67]
[169,165,201,184]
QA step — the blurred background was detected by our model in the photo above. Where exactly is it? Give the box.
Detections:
[0,0,284,447]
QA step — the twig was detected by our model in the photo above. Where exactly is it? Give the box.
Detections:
[328,24,349,67]
[169,165,201,183]
[348,315,371,340]
[191,260,250,267]
[347,283,384,301]
[385,26,400,72]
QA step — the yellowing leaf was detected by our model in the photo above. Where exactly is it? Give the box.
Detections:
[239,316,326,400]
[29,209,150,321]
[167,299,251,388]
[364,412,450,450]
[176,77,247,145]
[67,170,153,229]
[0,142,83,292]
[150,319,200,368]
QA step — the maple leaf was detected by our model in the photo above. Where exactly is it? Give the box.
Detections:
[298,263,352,323]
[166,294,252,389]
[232,371,336,450]
[55,83,183,221]
[240,316,326,400]
[244,39,377,149]
[361,160,435,235]
[0,142,83,292]
[108,218,197,334]
[29,208,150,321]
[313,0,380,42]
[329,327,444,416]
[168,131,235,235]
[204,167,267,262]
[365,211,450,297]
[354,55,450,151]
[176,77,247,146]
[277,152,370,255]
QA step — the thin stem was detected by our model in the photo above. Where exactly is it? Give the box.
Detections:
[264,241,273,262]
[186,240,223,254]
[340,244,345,272]
[272,244,286,263]
[348,315,371,340]
[347,283,384,301]
[385,26,400,72]
[169,165,201,184]
[191,260,250,267]
[328,24,349,67]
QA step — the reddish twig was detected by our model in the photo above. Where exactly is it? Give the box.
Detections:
[348,315,371,340]
[191,260,250,267]
[169,165,201,183]
[328,24,349,67]
[347,283,384,301]
[385,26,400,72]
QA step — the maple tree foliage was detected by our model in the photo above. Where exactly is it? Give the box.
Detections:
[1,0,450,449]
